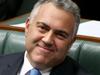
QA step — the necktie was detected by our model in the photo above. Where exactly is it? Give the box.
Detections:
[25,68,41,75]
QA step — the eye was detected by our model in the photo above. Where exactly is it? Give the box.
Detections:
[36,22,50,33]
[37,25,49,33]
[39,25,46,30]
[57,34,67,40]
[55,32,69,40]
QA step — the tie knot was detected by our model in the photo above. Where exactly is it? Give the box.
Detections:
[25,68,41,75]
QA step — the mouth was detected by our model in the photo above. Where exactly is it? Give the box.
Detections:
[37,44,55,53]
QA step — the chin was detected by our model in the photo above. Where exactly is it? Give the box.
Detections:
[32,54,48,65]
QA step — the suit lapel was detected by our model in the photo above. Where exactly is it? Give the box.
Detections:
[2,52,24,75]
[50,56,75,75]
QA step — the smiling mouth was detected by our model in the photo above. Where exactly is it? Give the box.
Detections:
[37,44,55,52]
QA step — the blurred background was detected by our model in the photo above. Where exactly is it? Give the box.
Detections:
[0,0,100,21]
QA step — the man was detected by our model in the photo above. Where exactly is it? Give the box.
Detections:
[0,0,92,75]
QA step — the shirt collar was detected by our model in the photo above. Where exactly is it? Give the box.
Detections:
[20,51,51,75]
[20,51,33,75]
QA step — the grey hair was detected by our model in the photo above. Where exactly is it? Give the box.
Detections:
[29,0,80,33]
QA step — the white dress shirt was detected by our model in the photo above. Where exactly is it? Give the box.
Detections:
[19,51,51,75]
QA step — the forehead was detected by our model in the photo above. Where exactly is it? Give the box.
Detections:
[36,3,75,21]
[32,3,75,32]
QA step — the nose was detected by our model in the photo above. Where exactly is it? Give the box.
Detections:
[42,31,54,46]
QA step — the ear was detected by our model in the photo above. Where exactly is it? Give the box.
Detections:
[25,18,30,36]
[26,18,30,29]
[72,36,76,43]
[69,36,76,46]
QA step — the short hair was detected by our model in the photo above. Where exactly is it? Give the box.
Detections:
[29,0,80,33]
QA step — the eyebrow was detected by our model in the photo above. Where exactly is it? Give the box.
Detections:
[55,30,69,37]
[37,21,50,29]
[37,21,69,37]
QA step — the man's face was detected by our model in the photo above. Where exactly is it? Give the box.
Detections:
[25,3,76,69]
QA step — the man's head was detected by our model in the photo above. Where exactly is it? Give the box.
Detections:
[25,0,80,70]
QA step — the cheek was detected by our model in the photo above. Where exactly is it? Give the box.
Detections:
[28,28,42,41]
[55,40,71,56]
[25,29,42,50]
[56,40,67,50]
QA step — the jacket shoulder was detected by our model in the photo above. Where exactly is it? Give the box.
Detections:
[50,56,92,75]
[0,52,24,65]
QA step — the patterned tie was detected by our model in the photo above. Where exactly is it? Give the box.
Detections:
[25,68,41,75]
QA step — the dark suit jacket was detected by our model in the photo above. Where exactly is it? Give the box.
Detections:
[0,52,92,75]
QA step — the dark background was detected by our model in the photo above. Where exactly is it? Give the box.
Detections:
[0,0,100,21]
[73,0,100,20]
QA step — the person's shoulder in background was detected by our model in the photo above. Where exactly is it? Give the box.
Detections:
[0,0,23,21]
